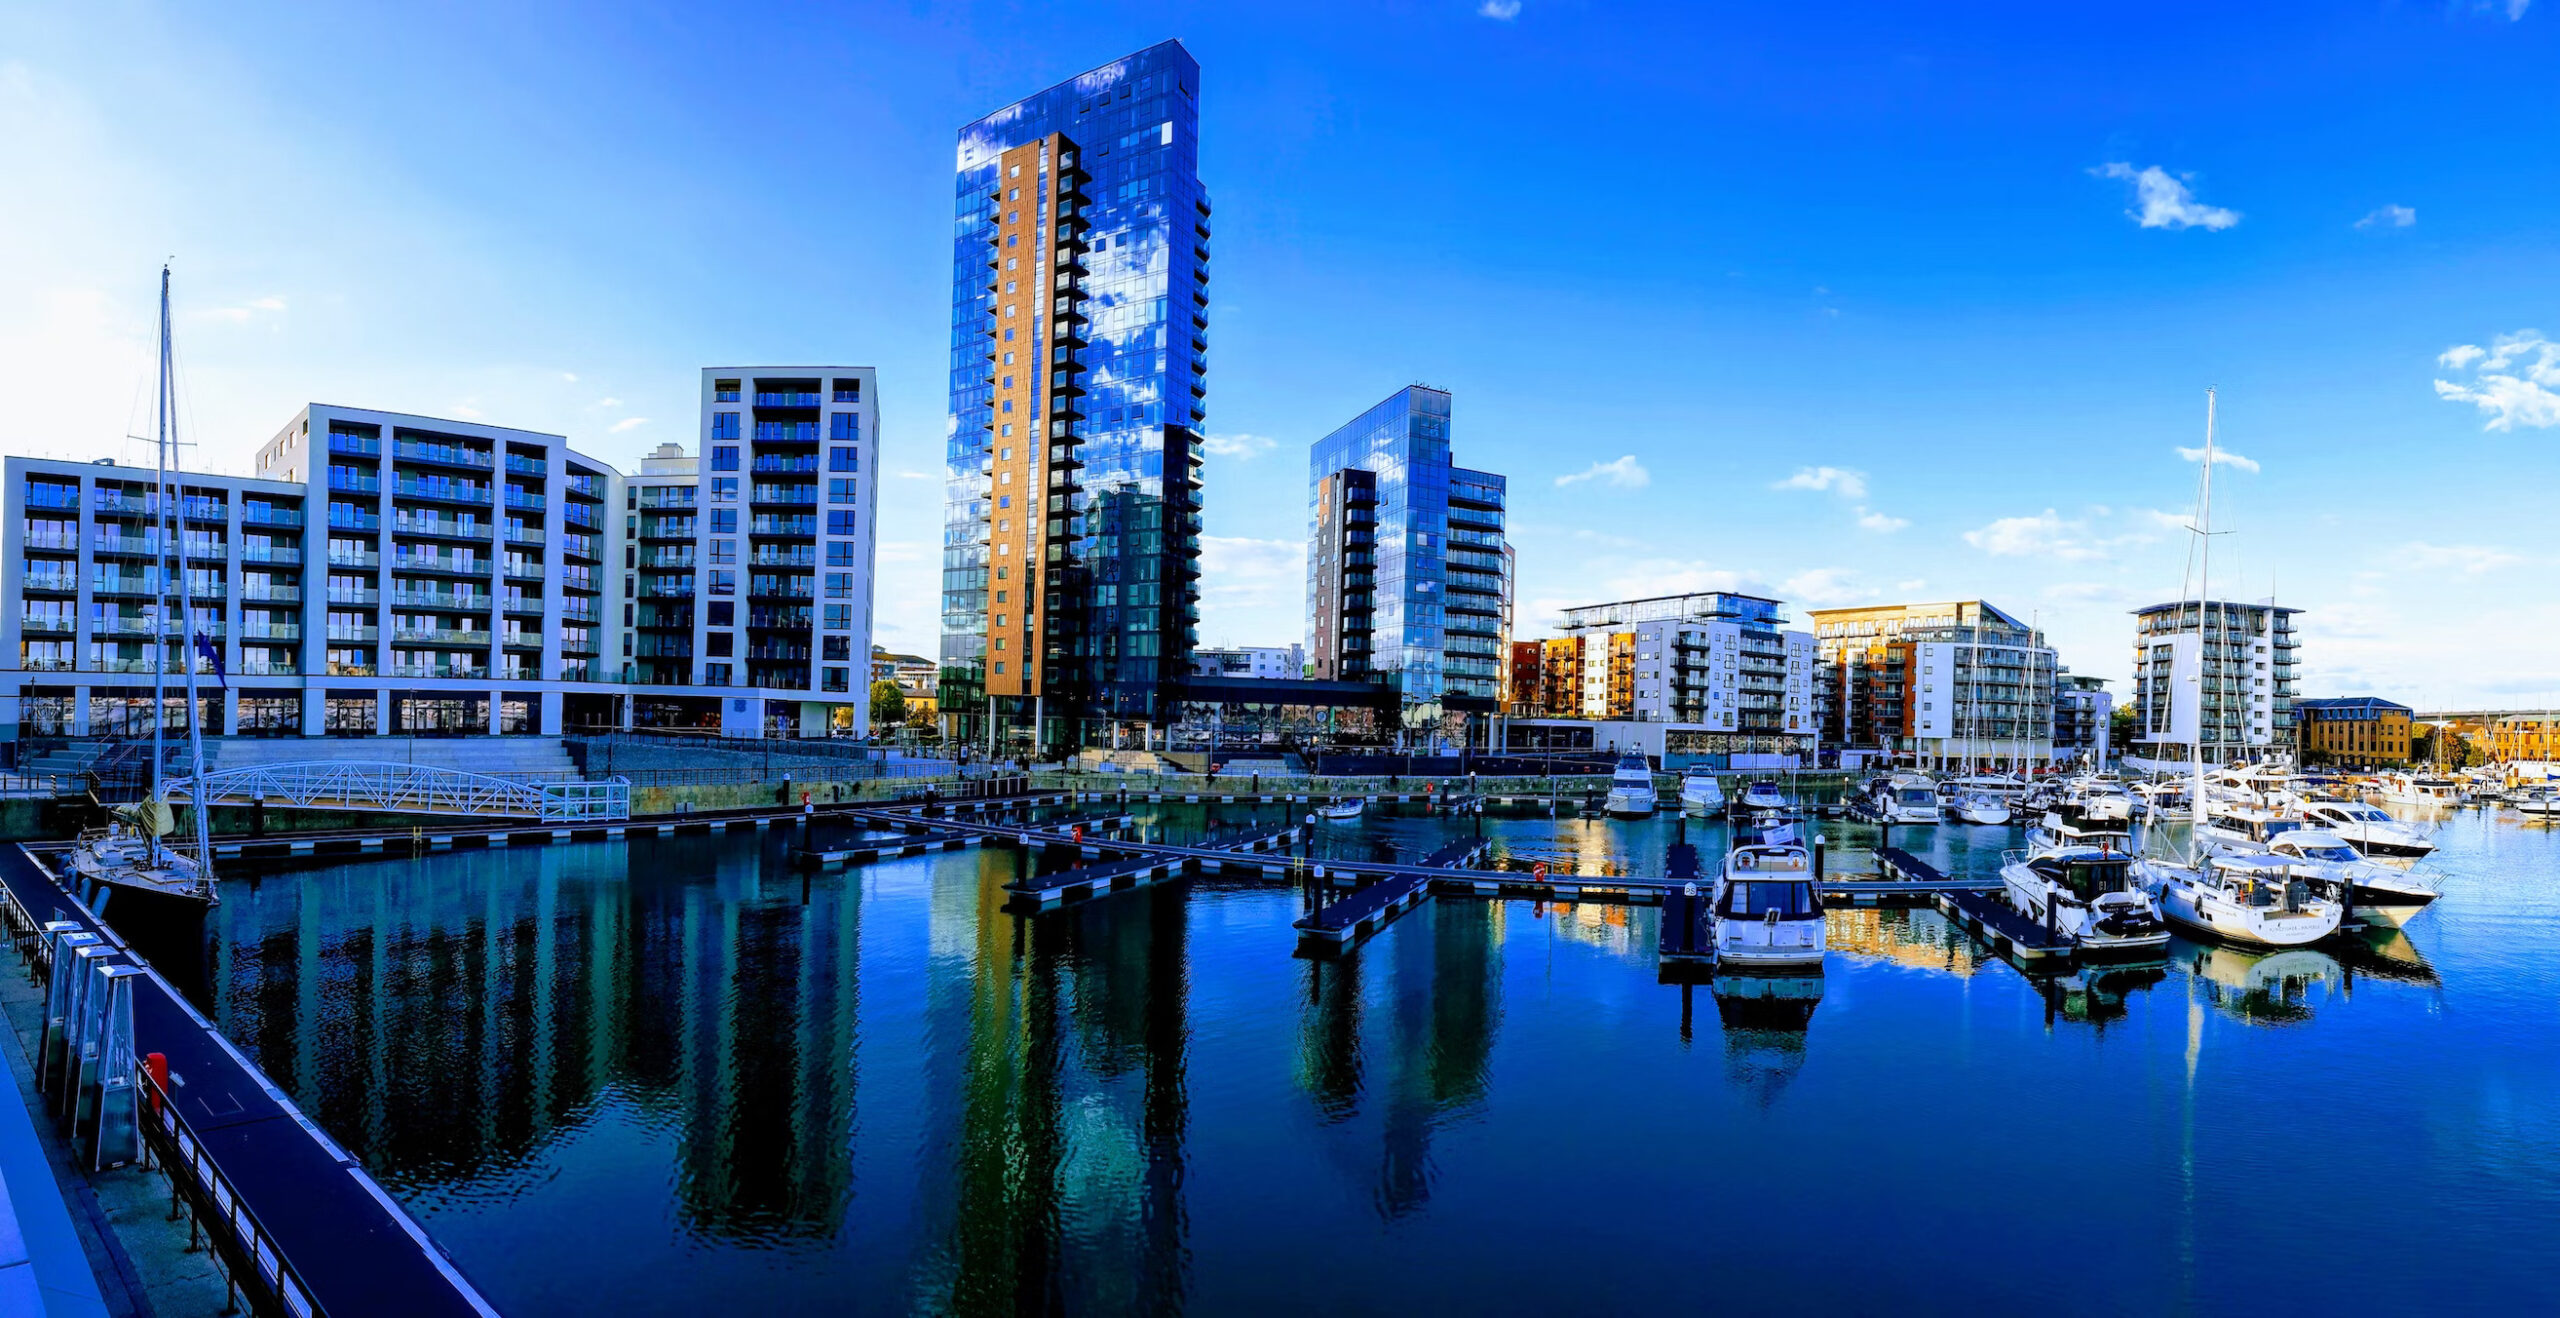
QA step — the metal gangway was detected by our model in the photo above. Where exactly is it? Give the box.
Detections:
[160,761,631,822]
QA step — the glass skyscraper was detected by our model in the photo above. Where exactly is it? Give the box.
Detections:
[1306,386,1509,735]
[941,40,1208,751]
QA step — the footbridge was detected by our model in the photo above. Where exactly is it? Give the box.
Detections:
[159,761,631,822]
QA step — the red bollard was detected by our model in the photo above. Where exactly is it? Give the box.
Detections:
[145,1052,169,1116]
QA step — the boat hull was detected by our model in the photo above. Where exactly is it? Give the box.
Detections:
[2156,883,2341,947]
[1605,789,1657,818]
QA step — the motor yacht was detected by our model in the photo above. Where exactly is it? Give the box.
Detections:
[1998,839,2168,961]
[1938,773,2029,803]
[2127,780,2189,821]
[2514,788,2560,818]
[1603,754,1659,818]
[1734,779,1791,819]
[2246,828,2439,927]
[2375,772,2463,809]
[1714,832,1824,971]
[2297,801,2436,861]
[1867,772,1940,825]
[2058,777,2134,826]
[1317,798,1366,822]
[2135,852,2345,947]
[2194,803,2310,853]
[1947,790,2011,826]
[2026,810,2133,855]
[1677,766,1726,818]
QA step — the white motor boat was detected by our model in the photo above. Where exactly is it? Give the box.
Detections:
[2297,802,2436,861]
[2515,789,2560,818]
[2136,852,2345,947]
[1678,768,1726,818]
[1998,839,2168,960]
[1317,799,1366,822]
[1868,772,1940,825]
[2375,772,2463,809]
[1603,754,1659,818]
[1714,833,1824,971]
[2194,803,2311,853]
[1939,773,2029,804]
[2248,828,2440,927]
[1734,779,1791,818]
[2058,777,2134,826]
[1948,790,2011,826]
[2128,780,2189,821]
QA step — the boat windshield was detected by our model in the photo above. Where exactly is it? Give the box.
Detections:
[1722,880,1816,917]
[1898,788,1935,806]
[2037,856,2130,898]
[2298,843,2359,862]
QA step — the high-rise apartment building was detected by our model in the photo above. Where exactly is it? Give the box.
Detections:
[2127,598,2300,773]
[1305,386,1510,732]
[2053,672,2114,767]
[1809,600,2059,771]
[942,41,1209,752]
[3,381,879,744]
[622,368,880,736]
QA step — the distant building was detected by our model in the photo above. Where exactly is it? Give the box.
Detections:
[1193,644,1303,680]
[1305,385,1510,736]
[2128,599,2299,774]
[1808,600,2059,772]
[2486,710,2558,769]
[2053,672,2113,768]
[2293,696,2413,767]
[1503,592,1817,766]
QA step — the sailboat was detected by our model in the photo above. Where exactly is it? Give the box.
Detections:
[2134,389,2337,946]
[68,266,219,917]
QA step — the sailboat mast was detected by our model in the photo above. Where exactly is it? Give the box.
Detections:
[2191,387,2216,826]
[161,266,216,878]
[151,266,173,798]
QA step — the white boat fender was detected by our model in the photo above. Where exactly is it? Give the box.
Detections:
[1683,882,1697,897]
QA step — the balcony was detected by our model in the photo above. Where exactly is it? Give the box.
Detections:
[642,550,697,569]
[390,591,489,611]
[327,627,379,643]
[393,438,495,470]
[501,631,546,651]
[505,454,549,478]
[23,571,76,594]
[752,422,820,443]
[19,612,73,634]
[23,487,80,512]
[327,432,382,457]
[329,510,382,532]
[559,601,600,623]
[750,517,817,537]
[392,627,493,647]
[755,391,821,408]
[327,589,381,607]
[242,505,305,529]
[328,471,381,495]
[751,485,817,506]
[91,492,150,516]
[394,517,492,541]
[242,546,303,566]
[392,556,491,578]
[505,492,546,513]
[751,456,818,474]
[506,524,544,545]
[386,663,489,681]
[239,624,302,643]
[241,586,302,604]
[502,595,544,617]
[564,473,604,499]
[394,478,493,506]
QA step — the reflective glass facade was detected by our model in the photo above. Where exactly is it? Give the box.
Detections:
[1306,386,1508,722]
[942,41,1208,746]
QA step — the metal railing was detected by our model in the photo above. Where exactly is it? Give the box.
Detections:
[160,761,631,821]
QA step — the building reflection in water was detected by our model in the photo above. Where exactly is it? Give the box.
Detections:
[200,834,861,1241]
[1825,907,1990,976]
[1293,898,1504,1221]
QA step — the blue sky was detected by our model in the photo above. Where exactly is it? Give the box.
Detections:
[6,1,2557,705]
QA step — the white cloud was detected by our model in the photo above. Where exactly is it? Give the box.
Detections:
[896,469,935,480]
[1479,0,1523,18]
[1854,507,1908,533]
[1555,454,1649,489]
[2434,330,2560,431]
[1966,511,2109,563]
[1774,465,1867,499]
[594,396,623,409]
[2044,581,2134,605]
[561,372,579,383]
[2091,162,2241,231]
[1202,431,1278,460]
[607,416,648,434]
[2401,542,2524,575]
[198,294,287,324]
[1198,536,1307,643]
[2174,444,2261,473]
[2355,204,2416,230]
[450,402,483,420]
[1777,568,1876,606]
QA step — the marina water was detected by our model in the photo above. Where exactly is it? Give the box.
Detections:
[178,803,2559,1314]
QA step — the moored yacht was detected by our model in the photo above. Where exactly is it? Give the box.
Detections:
[66,812,217,918]
[2058,776,2134,826]
[2135,852,2345,947]
[2297,802,2436,861]
[1603,754,1659,818]
[1998,838,2168,961]
[2248,828,2439,927]
[1714,829,1824,971]
[1678,767,1726,818]
[2375,772,2463,809]
[1734,779,1791,819]
[1317,798,1366,821]
[2514,788,2560,818]
[1868,771,1940,825]
[1947,789,2011,826]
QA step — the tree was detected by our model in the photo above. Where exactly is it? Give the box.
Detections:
[870,679,907,731]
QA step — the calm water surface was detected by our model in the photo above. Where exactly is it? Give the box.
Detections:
[185,802,2560,1315]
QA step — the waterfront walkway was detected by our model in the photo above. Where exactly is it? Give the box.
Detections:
[0,847,498,1318]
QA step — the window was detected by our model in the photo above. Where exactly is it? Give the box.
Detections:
[706,632,733,657]
[829,479,855,505]
[708,601,734,626]
[711,446,739,471]
[824,604,851,629]
[826,572,851,598]
[706,662,733,685]
[828,511,856,535]
[710,509,736,533]
[832,378,859,402]
[822,667,849,693]
[710,570,736,595]
[710,539,735,564]
[829,446,856,472]
[711,412,739,439]
[712,478,738,501]
[714,380,740,401]
[822,635,851,661]
[827,542,855,567]
[830,413,858,440]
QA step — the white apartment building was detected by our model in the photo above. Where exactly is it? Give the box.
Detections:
[1,375,879,745]
[2128,598,2300,774]
[622,369,880,738]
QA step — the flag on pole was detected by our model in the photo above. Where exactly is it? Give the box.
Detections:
[194,631,226,689]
